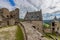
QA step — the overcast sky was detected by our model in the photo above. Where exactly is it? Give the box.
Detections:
[0,0,60,20]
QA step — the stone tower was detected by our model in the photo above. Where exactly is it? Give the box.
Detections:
[51,16,60,33]
[1,8,10,18]
[0,8,10,26]
[9,8,19,25]
[24,10,43,32]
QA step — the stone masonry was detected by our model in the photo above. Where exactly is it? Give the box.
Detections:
[0,8,19,27]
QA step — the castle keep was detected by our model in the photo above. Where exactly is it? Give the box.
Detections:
[24,10,43,32]
[0,8,19,27]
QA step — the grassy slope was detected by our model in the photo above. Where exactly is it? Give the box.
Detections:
[15,25,24,40]
[0,25,24,40]
[44,33,60,40]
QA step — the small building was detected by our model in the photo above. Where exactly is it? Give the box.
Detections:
[51,16,60,33]
[43,16,60,33]
[24,10,43,32]
[50,16,60,34]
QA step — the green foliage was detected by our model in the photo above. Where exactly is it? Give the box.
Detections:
[43,23,50,28]
[19,19,24,22]
[15,26,24,40]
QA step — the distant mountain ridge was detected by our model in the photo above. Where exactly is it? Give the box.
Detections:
[43,18,60,23]
[43,11,60,20]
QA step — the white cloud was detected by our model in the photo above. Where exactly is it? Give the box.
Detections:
[41,0,52,9]
[14,0,42,18]
[41,0,60,20]
[0,0,43,19]
[0,0,60,20]
[0,0,15,11]
[42,0,60,14]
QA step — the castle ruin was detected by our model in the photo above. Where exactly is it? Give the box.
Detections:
[24,10,43,32]
[0,8,19,27]
[51,16,60,34]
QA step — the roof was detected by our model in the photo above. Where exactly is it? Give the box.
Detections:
[54,16,57,20]
[24,10,42,21]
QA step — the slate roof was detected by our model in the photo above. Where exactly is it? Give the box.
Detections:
[24,10,42,21]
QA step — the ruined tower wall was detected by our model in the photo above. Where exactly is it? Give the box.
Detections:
[9,8,19,25]
[15,8,19,19]
[9,19,15,25]
[2,8,10,18]
[0,8,19,27]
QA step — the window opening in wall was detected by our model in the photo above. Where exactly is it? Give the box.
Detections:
[7,15,9,18]
[52,28,55,31]
[37,16,39,18]
[31,16,33,18]
[52,22,55,26]
[32,26,36,29]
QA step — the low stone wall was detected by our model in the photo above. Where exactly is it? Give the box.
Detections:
[44,28,52,33]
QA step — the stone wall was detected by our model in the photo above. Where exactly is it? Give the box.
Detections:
[51,21,60,33]
[25,21,43,32]
[32,21,43,32]
[44,28,52,33]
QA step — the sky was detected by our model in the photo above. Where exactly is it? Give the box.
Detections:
[0,0,60,20]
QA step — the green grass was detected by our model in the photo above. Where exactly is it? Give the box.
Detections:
[15,25,24,40]
[49,34,60,40]
[44,33,54,40]
[19,19,24,22]
[44,33,60,40]
[43,23,50,28]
